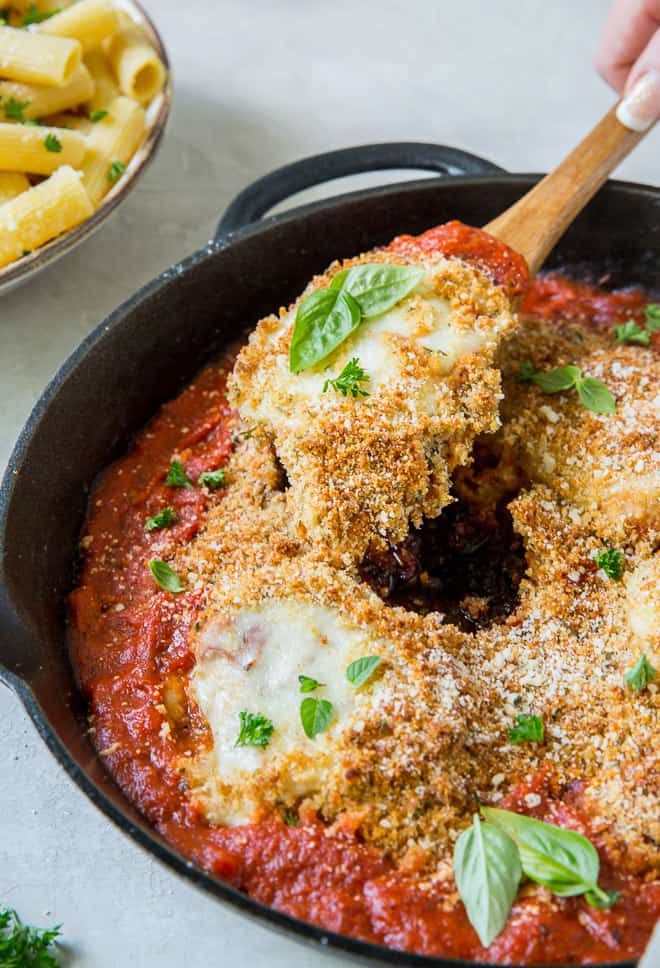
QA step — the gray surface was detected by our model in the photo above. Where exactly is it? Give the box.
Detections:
[1,1,658,966]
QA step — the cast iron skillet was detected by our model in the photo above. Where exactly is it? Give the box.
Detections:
[1,142,659,968]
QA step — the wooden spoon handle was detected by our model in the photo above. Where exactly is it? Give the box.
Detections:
[483,104,652,275]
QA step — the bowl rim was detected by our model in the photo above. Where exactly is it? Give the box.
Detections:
[0,0,172,292]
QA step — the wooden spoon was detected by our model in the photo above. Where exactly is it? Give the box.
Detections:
[483,104,654,275]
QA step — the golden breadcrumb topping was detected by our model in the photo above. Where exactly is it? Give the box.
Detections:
[229,249,515,562]
[173,300,659,878]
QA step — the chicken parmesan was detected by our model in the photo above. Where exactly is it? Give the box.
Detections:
[69,222,659,965]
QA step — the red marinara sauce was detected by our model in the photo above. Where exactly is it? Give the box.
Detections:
[68,223,658,964]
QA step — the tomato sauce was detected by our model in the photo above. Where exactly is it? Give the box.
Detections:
[68,224,658,964]
[388,220,530,296]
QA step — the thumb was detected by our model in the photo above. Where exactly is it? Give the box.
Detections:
[617,31,660,130]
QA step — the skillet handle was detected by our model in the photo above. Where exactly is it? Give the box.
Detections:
[215,142,504,239]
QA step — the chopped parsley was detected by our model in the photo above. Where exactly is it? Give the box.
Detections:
[516,362,615,414]
[645,303,660,329]
[624,653,657,693]
[164,459,192,487]
[346,655,381,687]
[149,558,183,593]
[594,548,624,580]
[108,159,127,182]
[145,507,177,531]
[322,357,370,399]
[198,468,227,490]
[89,109,109,123]
[300,697,333,739]
[298,674,324,693]
[44,132,62,153]
[21,3,59,25]
[283,810,299,826]
[4,97,30,122]
[508,714,544,743]
[0,907,62,967]
[235,710,274,747]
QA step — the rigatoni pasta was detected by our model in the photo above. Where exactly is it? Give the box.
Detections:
[0,165,93,266]
[0,121,86,173]
[0,25,81,85]
[36,0,120,53]
[0,170,30,204]
[81,94,144,203]
[0,0,168,273]
[0,64,94,120]
[84,48,118,110]
[106,23,165,104]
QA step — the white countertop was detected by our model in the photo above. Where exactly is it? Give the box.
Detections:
[1,1,658,965]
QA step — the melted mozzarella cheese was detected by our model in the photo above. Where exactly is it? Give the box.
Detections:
[239,261,496,429]
[625,557,660,645]
[191,599,384,822]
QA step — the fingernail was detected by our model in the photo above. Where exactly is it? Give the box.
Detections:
[617,70,660,131]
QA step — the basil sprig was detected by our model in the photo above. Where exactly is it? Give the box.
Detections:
[289,263,424,373]
[290,289,361,374]
[454,814,522,948]
[517,363,616,414]
[455,807,618,948]
[329,263,425,317]
[300,697,333,739]
[149,559,183,593]
[482,808,617,909]
[346,655,381,687]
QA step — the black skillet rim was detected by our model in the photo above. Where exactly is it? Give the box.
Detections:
[2,169,656,968]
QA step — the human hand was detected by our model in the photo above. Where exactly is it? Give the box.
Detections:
[596,0,660,130]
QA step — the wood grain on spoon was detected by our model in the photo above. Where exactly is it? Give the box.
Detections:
[484,104,653,276]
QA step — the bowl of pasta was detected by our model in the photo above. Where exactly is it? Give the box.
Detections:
[0,0,171,292]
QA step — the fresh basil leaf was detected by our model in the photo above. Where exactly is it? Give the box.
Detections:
[149,559,183,593]
[290,288,361,373]
[482,807,601,898]
[585,887,620,909]
[624,653,657,693]
[329,268,350,291]
[575,377,616,414]
[300,697,333,739]
[516,361,537,382]
[331,263,424,318]
[346,655,381,687]
[645,303,660,332]
[454,814,521,948]
[531,365,581,393]
[298,674,324,693]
